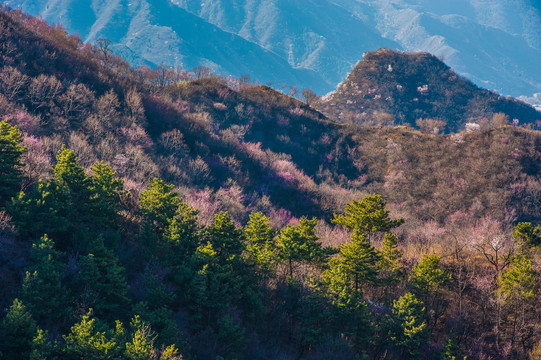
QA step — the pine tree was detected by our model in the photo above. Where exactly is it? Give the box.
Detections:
[139,178,181,235]
[379,233,404,302]
[125,315,156,360]
[409,254,450,325]
[29,329,53,360]
[498,255,538,344]
[0,299,38,360]
[0,120,26,207]
[276,217,324,278]
[62,310,121,360]
[205,212,245,259]
[20,235,71,323]
[78,236,129,319]
[440,338,464,360]
[332,194,404,243]
[164,202,200,257]
[9,147,97,248]
[89,161,124,228]
[386,292,428,358]
[513,222,541,253]
[244,212,277,274]
[318,260,373,351]
[9,180,70,241]
[339,228,381,292]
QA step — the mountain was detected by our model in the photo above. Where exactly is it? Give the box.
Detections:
[4,8,541,359]
[5,0,541,100]
[316,49,541,132]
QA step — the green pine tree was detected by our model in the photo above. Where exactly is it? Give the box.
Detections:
[276,217,324,278]
[339,228,381,292]
[89,161,124,228]
[513,222,541,253]
[20,235,71,323]
[62,310,121,360]
[386,292,428,358]
[0,120,26,207]
[78,236,129,319]
[125,315,156,360]
[139,178,181,235]
[0,299,38,360]
[244,212,277,274]
[29,329,53,360]
[332,194,404,243]
[205,212,245,259]
[409,254,450,325]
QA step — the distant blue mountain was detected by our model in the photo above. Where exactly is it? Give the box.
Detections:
[5,0,541,100]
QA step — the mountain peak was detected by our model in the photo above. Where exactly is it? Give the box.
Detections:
[317,48,541,132]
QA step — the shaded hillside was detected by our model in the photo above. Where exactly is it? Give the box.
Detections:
[317,49,541,132]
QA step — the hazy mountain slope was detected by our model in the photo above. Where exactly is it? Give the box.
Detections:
[7,0,541,99]
[3,0,326,90]
[332,0,541,99]
[173,0,400,89]
[317,49,541,132]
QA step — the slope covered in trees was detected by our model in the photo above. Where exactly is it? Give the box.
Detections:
[1,7,541,360]
[317,49,541,132]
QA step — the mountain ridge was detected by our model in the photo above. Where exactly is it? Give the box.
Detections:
[6,0,541,100]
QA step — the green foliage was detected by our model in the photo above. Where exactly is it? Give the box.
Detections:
[125,315,156,360]
[317,256,374,351]
[9,180,70,241]
[244,212,277,273]
[29,329,53,360]
[9,148,122,247]
[139,179,181,234]
[89,161,124,228]
[131,302,185,350]
[440,338,465,360]
[164,202,201,258]
[188,243,243,326]
[216,315,246,359]
[78,236,129,319]
[0,120,26,206]
[409,254,450,298]
[0,299,38,360]
[276,217,324,277]
[53,146,89,194]
[205,212,245,259]
[386,292,428,358]
[498,255,538,305]
[379,233,404,288]
[332,194,404,242]
[339,229,381,292]
[62,310,121,360]
[20,235,71,323]
[513,222,541,253]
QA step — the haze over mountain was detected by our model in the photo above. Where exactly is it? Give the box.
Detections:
[5,0,541,102]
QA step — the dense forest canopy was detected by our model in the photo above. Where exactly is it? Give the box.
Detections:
[1,6,541,360]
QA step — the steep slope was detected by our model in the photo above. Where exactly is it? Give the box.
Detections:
[6,0,541,100]
[172,0,400,89]
[3,0,325,91]
[316,49,541,132]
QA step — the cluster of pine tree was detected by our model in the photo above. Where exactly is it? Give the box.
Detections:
[1,118,541,359]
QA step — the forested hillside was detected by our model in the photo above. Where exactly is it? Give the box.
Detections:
[1,7,541,360]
